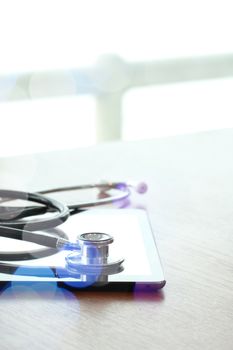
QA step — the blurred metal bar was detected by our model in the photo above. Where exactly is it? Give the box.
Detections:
[128,54,233,87]
[1,53,233,142]
[96,92,122,141]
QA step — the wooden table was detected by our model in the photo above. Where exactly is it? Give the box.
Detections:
[0,129,233,350]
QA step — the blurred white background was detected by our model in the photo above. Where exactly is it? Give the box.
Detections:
[1,0,233,156]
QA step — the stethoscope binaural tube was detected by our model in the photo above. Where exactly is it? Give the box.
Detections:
[0,181,147,220]
[39,181,148,209]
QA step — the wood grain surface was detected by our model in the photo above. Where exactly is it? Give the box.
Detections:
[0,129,233,350]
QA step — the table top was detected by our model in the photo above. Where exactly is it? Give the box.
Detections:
[0,128,233,350]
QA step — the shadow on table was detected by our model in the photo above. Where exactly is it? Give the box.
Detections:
[0,281,165,303]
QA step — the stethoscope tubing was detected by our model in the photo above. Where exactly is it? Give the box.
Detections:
[0,182,131,220]
[0,181,146,252]
[0,189,70,231]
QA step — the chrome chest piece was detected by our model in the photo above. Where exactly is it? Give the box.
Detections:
[66,232,124,277]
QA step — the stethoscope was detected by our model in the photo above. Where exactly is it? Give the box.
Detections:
[0,181,147,281]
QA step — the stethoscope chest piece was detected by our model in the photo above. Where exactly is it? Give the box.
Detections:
[66,232,124,276]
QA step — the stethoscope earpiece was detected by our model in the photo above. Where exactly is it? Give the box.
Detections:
[131,181,148,194]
